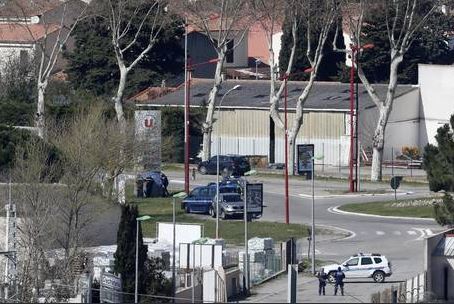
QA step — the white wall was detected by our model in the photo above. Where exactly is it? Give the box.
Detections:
[0,43,34,71]
[419,64,454,147]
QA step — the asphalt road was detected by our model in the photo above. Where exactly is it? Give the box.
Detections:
[166,171,442,302]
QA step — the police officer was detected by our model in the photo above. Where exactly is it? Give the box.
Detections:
[334,266,346,296]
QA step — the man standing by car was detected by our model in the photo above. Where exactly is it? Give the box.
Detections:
[334,266,345,296]
[317,269,327,296]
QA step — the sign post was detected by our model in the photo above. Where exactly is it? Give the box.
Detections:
[134,110,161,171]
[100,272,122,303]
[297,144,315,179]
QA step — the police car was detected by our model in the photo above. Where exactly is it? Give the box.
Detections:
[322,253,392,283]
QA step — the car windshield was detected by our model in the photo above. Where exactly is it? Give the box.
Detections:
[222,195,241,202]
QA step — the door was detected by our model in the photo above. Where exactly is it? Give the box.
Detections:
[207,156,218,174]
[358,257,375,278]
[186,188,201,212]
[342,257,361,278]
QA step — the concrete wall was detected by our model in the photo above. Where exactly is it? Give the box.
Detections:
[419,64,454,147]
[359,89,420,160]
[425,228,454,301]
[211,108,350,165]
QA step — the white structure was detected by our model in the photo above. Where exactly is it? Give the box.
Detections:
[418,64,454,147]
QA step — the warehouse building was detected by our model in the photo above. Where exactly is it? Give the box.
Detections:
[134,78,420,167]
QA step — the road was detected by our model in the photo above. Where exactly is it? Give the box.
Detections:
[165,170,441,302]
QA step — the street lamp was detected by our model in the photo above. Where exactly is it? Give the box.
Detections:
[135,215,152,303]
[280,67,313,225]
[242,169,256,295]
[183,14,221,195]
[215,84,241,239]
[171,191,187,303]
[349,43,374,193]
[309,154,323,274]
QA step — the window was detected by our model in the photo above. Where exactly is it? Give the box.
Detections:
[345,258,359,266]
[199,187,209,197]
[373,258,382,264]
[226,39,234,63]
[361,257,373,265]
[190,188,200,197]
[19,50,29,67]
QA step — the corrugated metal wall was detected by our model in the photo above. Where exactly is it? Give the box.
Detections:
[211,109,350,165]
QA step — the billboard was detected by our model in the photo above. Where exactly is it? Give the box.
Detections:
[246,183,263,215]
[100,272,122,303]
[297,144,314,175]
[157,223,203,245]
[134,110,161,170]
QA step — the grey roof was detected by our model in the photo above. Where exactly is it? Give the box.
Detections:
[144,79,418,111]
[433,235,454,257]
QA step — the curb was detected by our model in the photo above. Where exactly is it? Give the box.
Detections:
[298,191,414,199]
[328,205,436,222]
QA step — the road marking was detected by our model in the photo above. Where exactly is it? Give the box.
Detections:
[376,231,385,235]
[393,231,402,235]
[425,229,434,236]
[328,205,436,222]
[413,228,428,241]
[407,230,417,235]
[317,224,357,241]
[299,191,415,199]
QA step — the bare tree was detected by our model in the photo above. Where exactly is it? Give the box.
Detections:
[181,0,253,160]
[95,0,168,132]
[16,0,88,138]
[12,137,61,302]
[339,0,442,181]
[262,0,338,172]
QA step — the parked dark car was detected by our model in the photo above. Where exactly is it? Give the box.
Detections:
[197,155,251,176]
[181,183,240,214]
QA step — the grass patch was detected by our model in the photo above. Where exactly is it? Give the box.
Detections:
[128,193,310,246]
[338,197,437,218]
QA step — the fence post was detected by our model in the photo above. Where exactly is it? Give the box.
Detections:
[322,143,325,172]
[338,143,341,173]
[287,264,297,304]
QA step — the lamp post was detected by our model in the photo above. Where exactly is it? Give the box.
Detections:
[171,191,187,303]
[215,85,241,239]
[280,67,313,224]
[349,43,374,192]
[184,56,219,195]
[135,215,152,303]
[309,154,323,274]
[242,169,256,295]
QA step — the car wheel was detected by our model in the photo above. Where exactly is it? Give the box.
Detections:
[220,209,228,220]
[327,272,336,284]
[199,166,208,175]
[373,271,385,283]
[185,206,191,214]
[209,206,216,218]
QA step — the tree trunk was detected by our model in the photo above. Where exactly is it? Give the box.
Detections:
[370,52,403,181]
[113,66,128,133]
[288,130,297,175]
[35,81,47,138]
[202,52,225,161]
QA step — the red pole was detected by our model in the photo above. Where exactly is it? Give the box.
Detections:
[284,76,289,224]
[184,61,191,194]
[349,48,355,192]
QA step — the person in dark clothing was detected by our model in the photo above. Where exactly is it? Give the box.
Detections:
[317,269,327,296]
[334,266,346,296]
[161,173,169,197]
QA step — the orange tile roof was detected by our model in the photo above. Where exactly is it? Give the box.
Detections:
[0,0,62,18]
[0,23,60,43]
